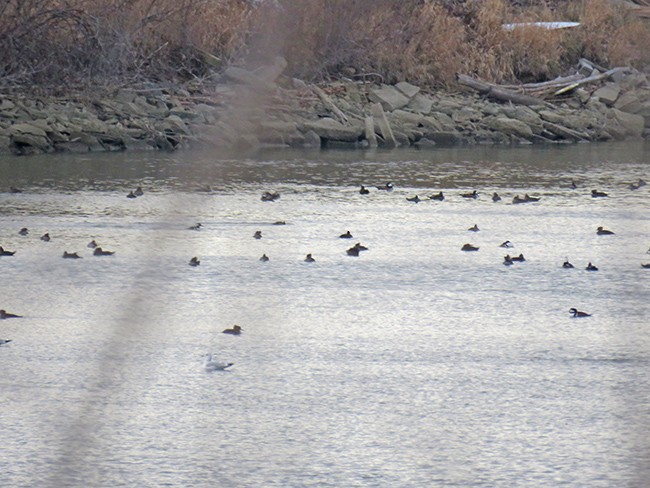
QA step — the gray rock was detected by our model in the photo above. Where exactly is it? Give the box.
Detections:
[368,85,410,112]
[10,123,47,138]
[426,131,463,145]
[429,112,456,131]
[407,93,434,114]
[395,81,420,99]
[370,103,397,148]
[542,122,589,141]
[301,117,363,142]
[391,110,424,127]
[302,130,322,148]
[452,107,482,124]
[614,93,643,113]
[162,115,191,135]
[0,99,16,111]
[484,116,534,139]
[611,108,644,137]
[592,84,620,106]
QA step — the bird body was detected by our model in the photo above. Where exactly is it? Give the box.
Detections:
[189,257,200,266]
[223,325,243,335]
[63,251,82,259]
[204,353,234,371]
[596,226,614,235]
[570,308,591,318]
[0,310,22,319]
[93,247,115,256]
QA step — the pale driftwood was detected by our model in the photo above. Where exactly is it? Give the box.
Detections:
[364,116,377,148]
[553,67,630,95]
[370,102,397,148]
[312,85,349,125]
[501,73,583,91]
[456,74,546,106]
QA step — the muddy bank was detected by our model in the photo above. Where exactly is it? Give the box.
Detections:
[1,57,649,156]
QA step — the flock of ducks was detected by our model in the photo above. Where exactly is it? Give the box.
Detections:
[2,176,648,349]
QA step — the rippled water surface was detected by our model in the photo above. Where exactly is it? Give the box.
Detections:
[1,143,649,487]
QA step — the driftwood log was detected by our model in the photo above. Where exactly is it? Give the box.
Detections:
[456,74,546,106]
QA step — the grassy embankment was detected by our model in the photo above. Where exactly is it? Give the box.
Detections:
[1,0,649,90]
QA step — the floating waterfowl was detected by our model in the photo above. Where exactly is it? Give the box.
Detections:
[499,241,514,248]
[353,243,368,251]
[259,254,269,262]
[586,262,599,271]
[641,263,650,269]
[304,253,315,262]
[596,226,614,235]
[339,231,353,239]
[346,246,360,256]
[188,223,202,231]
[223,325,243,335]
[461,190,478,199]
[273,221,286,225]
[189,257,200,266]
[524,194,540,202]
[492,192,501,202]
[503,255,514,266]
[569,308,591,318]
[429,191,444,201]
[591,189,608,198]
[87,240,98,248]
[9,187,22,193]
[570,180,577,189]
[468,224,479,232]
[253,230,262,239]
[562,258,574,269]
[62,251,82,259]
[134,186,144,196]
[204,353,234,371]
[406,195,421,203]
[0,310,21,319]
[261,191,280,201]
[511,254,526,262]
[0,246,16,256]
[638,178,647,187]
[18,228,28,236]
[512,195,526,204]
[376,182,394,191]
[126,191,137,199]
[93,247,115,256]
[40,233,50,242]
[359,185,370,195]
[461,244,479,251]
[0,339,12,345]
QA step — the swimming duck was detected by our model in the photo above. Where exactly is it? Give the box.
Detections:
[126,191,137,198]
[359,185,370,195]
[562,258,574,269]
[503,255,514,266]
[511,254,526,262]
[591,189,608,198]
[346,246,360,256]
[253,230,262,239]
[18,228,28,236]
[259,254,269,262]
[0,310,22,319]
[641,263,650,269]
[596,226,614,235]
[9,186,22,193]
[304,253,315,262]
[0,339,12,345]
[376,182,394,191]
[492,192,501,202]
[340,231,353,239]
[499,241,514,248]
[134,186,144,196]
[461,243,479,251]
[524,194,540,202]
[93,247,115,256]
[468,224,479,232]
[189,257,200,266]
[569,308,591,318]
[0,246,16,256]
[188,223,202,231]
[512,195,526,204]
[406,195,421,203]
[40,233,50,242]
[429,191,444,201]
[223,325,243,335]
[261,191,280,201]
[87,240,98,248]
[570,180,577,189]
[353,243,368,251]
[62,251,82,259]
[273,221,286,225]
[586,262,598,271]
[204,353,234,371]
[461,190,478,199]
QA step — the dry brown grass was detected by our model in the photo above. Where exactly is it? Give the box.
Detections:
[0,0,649,88]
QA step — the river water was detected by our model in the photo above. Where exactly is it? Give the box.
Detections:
[1,142,649,487]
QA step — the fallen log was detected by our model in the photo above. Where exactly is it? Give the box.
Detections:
[553,67,631,96]
[456,74,546,106]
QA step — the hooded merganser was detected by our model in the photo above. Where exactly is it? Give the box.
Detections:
[641,263,650,269]
[353,243,368,251]
[346,246,360,256]
[0,310,21,319]
[524,194,540,202]
[62,251,82,259]
[0,339,11,345]
[40,233,50,242]
[134,186,144,196]
[87,240,98,248]
[253,231,262,239]
[340,231,353,239]
[0,246,16,256]
[18,228,28,236]
[259,254,269,262]
[586,262,598,271]
[376,182,394,191]
[93,247,115,256]
[304,253,315,262]
[569,308,591,318]
[570,180,577,189]
[273,221,286,225]
[468,224,479,232]
[126,191,137,198]
[359,185,370,195]
[503,255,514,266]
[429,191,444,201]
[562,258,574,268]
[499,241,514,248]
[492,192,501,202]
[223,325,242,335]
[511,254,525,262]
[512,195,526,204]
[189,257,200,266]
[591,189,608,198]
[596,226,614,235]
[189,223,202,231]
[261,191,280,201]
[461,244,479,252]
[406,195,421,203]
[461,190,478,199]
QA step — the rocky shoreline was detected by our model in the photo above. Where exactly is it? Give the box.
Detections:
[1,57,649,156]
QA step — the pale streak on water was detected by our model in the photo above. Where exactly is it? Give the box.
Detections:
[0,142,649,487]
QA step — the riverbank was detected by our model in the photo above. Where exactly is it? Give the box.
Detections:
[1,56,649,156]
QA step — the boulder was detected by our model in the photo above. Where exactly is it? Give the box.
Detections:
[370,103,397,148]
[395,81,420,99]
[407,93,434,114]
[368,85,410,112]
[484,116,534,139]
[592,84,620,106]
[301,117,363,142]
[9,123,51,150]
[611,108,644,137]
[425,131,463,145]
[614,93,643,114]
